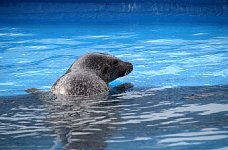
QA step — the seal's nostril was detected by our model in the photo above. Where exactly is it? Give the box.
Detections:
[126,62,133,67]
[126,62,132,65]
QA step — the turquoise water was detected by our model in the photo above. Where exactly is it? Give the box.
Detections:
[1,22,228,95]
[1,3,228,149]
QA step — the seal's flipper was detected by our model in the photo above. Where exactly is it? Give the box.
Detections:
[111,83,134,94]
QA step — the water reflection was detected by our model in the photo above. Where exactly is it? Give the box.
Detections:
[0,92,122,150]
[0,85,227,149]
[44,94,121,150]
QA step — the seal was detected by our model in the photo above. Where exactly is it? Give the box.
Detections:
[51,53,133,96]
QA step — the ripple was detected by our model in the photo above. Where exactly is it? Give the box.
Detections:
[107,137,152,143]
[34,38,84,45]
[12,70,45,76]
[161,130,228,138]
[168,103,228,115]
[140,65,183,76]
[144,39,187,45]
[0,33,33,37]
[214,68,228,77]
[112,109,184,125]
[185,55,226,64]
[28,45,50,50]
[216,146,228,150]
[159,135,228,144]
[166,141,202,147]
[0,82,14,86]
[17,60,32,64]
[192,32,209,36]
[77,35,110,39]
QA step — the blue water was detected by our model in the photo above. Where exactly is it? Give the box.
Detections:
[1,22,228,95]
[1,1,228,150]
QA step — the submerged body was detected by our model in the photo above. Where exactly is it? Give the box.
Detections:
[51,53,133,96]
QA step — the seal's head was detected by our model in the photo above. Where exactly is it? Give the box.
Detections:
[69,53,133,83]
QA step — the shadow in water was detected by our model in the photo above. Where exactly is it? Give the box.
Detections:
[0,85,228,150]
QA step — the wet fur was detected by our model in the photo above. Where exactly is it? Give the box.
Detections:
[51,53,133,96]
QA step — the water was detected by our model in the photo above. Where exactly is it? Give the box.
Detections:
[1,2,228,149]
[1,22,228,95]
[0,86,228,149]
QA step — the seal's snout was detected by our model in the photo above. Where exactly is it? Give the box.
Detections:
[120,62,133,77]
[126,62,133,72]
[127,62,133,72]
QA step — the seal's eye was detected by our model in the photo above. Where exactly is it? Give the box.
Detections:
[113,60,118,65]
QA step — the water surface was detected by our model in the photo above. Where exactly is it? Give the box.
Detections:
[0,9,228,150]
